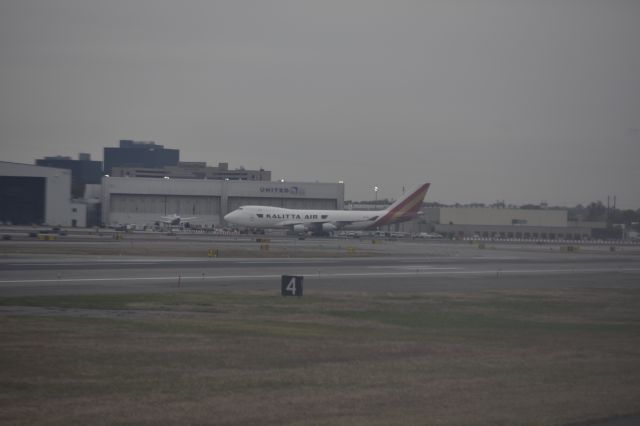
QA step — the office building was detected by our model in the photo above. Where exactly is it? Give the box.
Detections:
[35,153,103,198]
[103,140,179,175]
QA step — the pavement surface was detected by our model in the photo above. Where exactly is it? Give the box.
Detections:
[1,235,639,296]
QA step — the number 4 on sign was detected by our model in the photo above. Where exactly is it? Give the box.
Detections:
[281,275,303,297]
[286,277,297,294]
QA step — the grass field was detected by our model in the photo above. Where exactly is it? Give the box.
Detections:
[1,287,640,425]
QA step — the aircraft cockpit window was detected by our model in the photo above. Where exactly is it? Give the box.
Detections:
[256,214,264,218]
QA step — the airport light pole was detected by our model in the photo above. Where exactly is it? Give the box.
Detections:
[280,178,285,207]
[374,186,379,210]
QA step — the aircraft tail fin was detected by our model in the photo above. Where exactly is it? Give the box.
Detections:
[373,183,430,227]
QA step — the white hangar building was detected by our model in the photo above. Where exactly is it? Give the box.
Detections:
[0,161,88,227]
[101,177,344,227]
[424,206,595,240]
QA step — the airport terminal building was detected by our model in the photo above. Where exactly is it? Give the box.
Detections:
[101,177,344,227]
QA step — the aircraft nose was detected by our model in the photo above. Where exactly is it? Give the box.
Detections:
[223,211,236,222]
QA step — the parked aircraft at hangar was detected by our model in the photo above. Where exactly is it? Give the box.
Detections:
[159,214,197,226]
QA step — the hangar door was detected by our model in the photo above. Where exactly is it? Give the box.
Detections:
[0,176,45,225]
[110,194,221,216]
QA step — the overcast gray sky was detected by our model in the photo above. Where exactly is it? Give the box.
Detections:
[1,0,639,207]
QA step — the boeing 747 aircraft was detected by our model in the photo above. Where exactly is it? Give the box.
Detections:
[224,183,430,234]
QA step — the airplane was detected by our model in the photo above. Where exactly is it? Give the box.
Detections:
[223,182,430,235]
[160,214,197,226]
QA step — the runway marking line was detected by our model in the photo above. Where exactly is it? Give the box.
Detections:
[368,266,462,270]
[1,268,640,285]
[6,262,161,267]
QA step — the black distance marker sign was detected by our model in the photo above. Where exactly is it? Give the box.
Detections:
[281,275,303,297]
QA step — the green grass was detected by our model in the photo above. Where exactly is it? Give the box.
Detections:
[1,289,640,425]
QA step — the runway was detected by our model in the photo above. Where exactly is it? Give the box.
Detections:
[1,248,639,296]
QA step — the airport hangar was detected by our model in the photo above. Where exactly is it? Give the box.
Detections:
[100,177,345,228]
[0,161,87,227]
[352,203,598,240]
[1,161,344,228]
[420,206,599,241]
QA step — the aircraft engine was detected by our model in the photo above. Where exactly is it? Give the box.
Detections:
[322,223,337,232]
[292,224,307,233]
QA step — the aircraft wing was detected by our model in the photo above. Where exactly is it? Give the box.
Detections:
[277,218,379,233]
[332,216,379,227]
[276,220,326,227]
[276,213,379,228]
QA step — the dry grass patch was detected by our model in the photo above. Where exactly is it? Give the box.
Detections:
[1,288,640,425]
